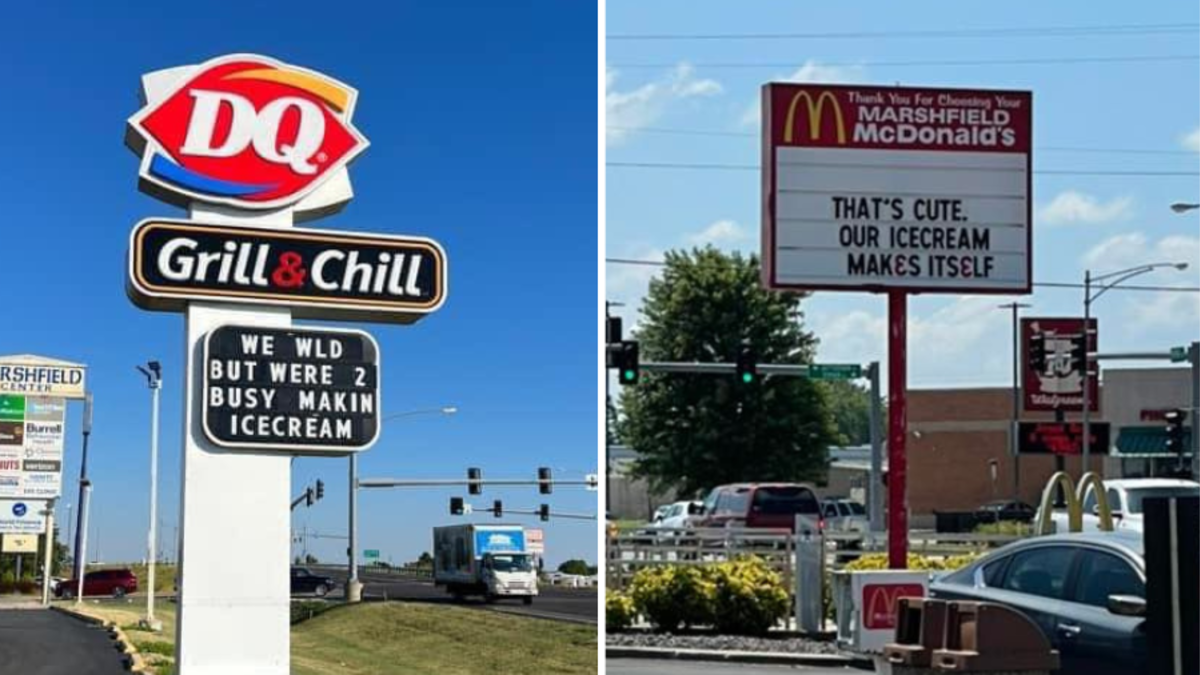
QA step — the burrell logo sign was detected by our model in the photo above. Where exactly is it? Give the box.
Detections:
[126,54,368,210]
[783,90,846,145]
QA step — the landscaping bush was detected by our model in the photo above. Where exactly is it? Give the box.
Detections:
[628,565,715,632]
[710,557,790,636]
[973,520,1032,536]
[605,590,636,633]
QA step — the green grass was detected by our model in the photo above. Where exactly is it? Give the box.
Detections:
[291,603,597,675]
[67,600,596,675]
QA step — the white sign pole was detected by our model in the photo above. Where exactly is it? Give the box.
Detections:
[40,500,54,606]
[175,205,293,675]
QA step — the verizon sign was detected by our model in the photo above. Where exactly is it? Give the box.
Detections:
[762,83,1032,293]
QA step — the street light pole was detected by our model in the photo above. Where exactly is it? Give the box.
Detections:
[72,393,92,581]
[137,361,162,631]
[346,405,457,602]
[999,302,1031,501]
[1083,262,1190,476]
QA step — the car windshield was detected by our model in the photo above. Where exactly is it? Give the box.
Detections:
[490,555,533,572]
[1124,487,1199,513]
[752,486,819,515]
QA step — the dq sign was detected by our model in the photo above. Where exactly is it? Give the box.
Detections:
[126,54,369,210]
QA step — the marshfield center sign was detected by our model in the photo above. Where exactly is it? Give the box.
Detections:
[0,355,86,398]
[761,83,1032,294]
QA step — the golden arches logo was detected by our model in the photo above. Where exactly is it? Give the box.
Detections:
[1035,471,1115,535]
[783,90,847,145]
[863,584,923,629]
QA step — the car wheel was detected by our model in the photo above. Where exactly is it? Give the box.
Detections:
[522,596,533,606]
[113,587,126,599]
[314,584,328,597]
[60,587,74,600]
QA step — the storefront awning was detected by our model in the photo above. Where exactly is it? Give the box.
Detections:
[1115,426,1192,458]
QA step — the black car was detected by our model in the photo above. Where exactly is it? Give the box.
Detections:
[975,499,1037,524]
[930,532,1146,675]
[291,567,335,597]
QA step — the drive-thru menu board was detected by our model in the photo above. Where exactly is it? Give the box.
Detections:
[762,83,1032,294]
[203,325,380,454]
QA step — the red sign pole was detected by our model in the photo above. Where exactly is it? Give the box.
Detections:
[888,290,908,569]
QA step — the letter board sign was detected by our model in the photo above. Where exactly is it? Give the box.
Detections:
[761,83,1032,294]
[202,325,380,454]
[128,219,447,324]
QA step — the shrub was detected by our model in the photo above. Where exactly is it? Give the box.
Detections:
[606,590,637,632]
[973,520,1031,536]
[842,552,980,572]
[710,557,790,636]
[628,565,715,632]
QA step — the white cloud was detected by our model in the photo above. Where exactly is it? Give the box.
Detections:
[1037,191,1133,226]
[686,220,748,248]
[1183,126,1200,152]
[739,60,868,128]
[606,63,722,146]
[1082,232,1199,273]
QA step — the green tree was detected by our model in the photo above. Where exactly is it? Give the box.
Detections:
[557,559,591,575]
[619,248,838,497]
[819,380,873,446]
[416,551,434,567]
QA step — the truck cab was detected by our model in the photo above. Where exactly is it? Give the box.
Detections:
[481,552,538,604]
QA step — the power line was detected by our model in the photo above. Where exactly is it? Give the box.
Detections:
[607,161,1200,177]
[608,23,1200,41]
[604,258,1200,293]
[606,126,1200,156]
[610,54,1200,70]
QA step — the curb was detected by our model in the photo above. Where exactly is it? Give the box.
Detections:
[605,646,873,669]
[50,605,150,673]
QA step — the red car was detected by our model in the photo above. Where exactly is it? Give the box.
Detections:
[695,483,824,533]
[56,569,138,599]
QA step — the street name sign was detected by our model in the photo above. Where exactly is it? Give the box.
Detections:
[809,363,862,380]
[363,549,379,559]
[128,219,447,324]
[762,83,1032,294]
[203,325,380,454]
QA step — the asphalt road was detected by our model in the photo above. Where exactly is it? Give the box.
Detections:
[0,609,128,675]
[317,567,597,624]
[607,660,861,675]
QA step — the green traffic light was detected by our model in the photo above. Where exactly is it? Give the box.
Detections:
[742,373,753,383]
[623,370,635,381]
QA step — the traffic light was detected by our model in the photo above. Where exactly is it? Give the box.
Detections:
[736,347,757,384]
[539,504,550,522]
[468,467,483,495]
[606,316,622,345]
[1070,337,1088,374]
[305,486,314,507]
[493,500,503,518]
[613,341,639,385]
[1029,334,1047,373]
[1165,409,1187,455]
[450,497,464,516]
[315,480,324,501]
[538,467,552,494]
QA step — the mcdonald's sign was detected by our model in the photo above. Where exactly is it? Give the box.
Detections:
[761,82,1032,295]
[862,583,925,630]
[783,90,847,145]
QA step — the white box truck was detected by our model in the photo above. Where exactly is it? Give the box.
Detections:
[433,524,538,604]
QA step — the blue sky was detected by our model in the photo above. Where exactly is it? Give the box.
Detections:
[0,2,598,567]
[607,1,1199,390]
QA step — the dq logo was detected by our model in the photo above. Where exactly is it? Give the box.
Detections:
[783,90,846,145]
[127,54,369,210]
[862,583,924,630]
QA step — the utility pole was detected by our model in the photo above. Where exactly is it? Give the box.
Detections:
[347,455,361,602]
[137,361,163,631]
[1190,342,1199,482]
[72,393,93,581]
[867,362,884,534]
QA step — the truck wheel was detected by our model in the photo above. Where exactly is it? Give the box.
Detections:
[314,584,328,597]
[522,596,533,606]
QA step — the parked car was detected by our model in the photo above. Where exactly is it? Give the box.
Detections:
[651,500,703,529]
[695,483,823,533]
[975,499,1036,525]
[290,567,335,597]
[821,498,869,533]
[1043,478,1200,534]
[930,532,1146,675]
[56,569,138,599]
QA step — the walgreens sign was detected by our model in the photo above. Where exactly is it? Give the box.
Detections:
[126,54,368,210]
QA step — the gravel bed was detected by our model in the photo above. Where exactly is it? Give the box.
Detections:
[606,631,847,655]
